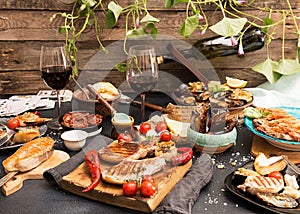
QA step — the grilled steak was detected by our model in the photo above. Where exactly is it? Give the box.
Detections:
[101,156,166,185]
[237,175,284,195]
[2,137,54,172]
[99,139,157,164]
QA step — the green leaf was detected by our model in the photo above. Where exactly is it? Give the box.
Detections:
[105,10,116,28]
[144,22,158,38]
[252,58,281,84]
[178,13,199,38]
[105,1,123,28]
[243,107,270,119]
[140,13,160,23]
[165,0,174,8]
[209,17,247,37]
[126,27,148,38]
[263,16,273,34]
[275,59,300,75]
[116,62,127,72]
[58,26,70,33]
[165,0,188,8]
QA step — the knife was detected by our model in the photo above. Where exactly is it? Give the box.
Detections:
[0,171,18,187]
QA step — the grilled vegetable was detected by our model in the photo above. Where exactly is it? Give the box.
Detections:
[82,150,101,192]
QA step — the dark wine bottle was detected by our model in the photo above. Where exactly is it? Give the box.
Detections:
[194,27,265,58]
[158,28,265,63]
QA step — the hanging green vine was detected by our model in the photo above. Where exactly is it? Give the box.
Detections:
[51,0,300,83]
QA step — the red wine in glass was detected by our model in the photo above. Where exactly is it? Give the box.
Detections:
[126,45,159,122]
[40,46,72,130]
[41,65,72,90]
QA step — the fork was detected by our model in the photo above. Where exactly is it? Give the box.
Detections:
[282,155,300,175]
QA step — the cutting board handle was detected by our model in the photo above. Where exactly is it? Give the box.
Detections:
[2,150,70,196]
[2,175,24,196]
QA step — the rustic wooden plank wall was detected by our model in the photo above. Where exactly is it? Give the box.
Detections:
[0,0,299,95]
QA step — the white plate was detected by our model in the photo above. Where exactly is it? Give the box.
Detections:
[0,125,47,150]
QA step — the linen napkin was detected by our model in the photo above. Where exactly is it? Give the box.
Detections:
[43,135,113,186]
[246,88,300,108]
[153,153,213,214]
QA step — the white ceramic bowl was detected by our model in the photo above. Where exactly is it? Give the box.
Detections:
[111,113,134,132]
[61,130,88,151]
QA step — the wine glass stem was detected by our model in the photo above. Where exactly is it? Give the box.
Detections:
[56,90,61,117]
[140,93,146,122]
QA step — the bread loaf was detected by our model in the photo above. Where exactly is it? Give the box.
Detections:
[2,137,55,172]
[13,127,40,143]
[254,152,287,175]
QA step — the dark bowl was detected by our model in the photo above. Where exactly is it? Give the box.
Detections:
[59,110,103,133]
[72,88,120,117]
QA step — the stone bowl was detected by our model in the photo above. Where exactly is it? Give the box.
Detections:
[187,126,237,154]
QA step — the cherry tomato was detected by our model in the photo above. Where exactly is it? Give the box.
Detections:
[7,118,20,130]
[140,180,157,197]
[142,175,155,183]
[160,130,172,141]
[155,122,168,133]
[117,133,132,143]
[139,122,152,135]
[122,181,138,196]
[268,171,283,180]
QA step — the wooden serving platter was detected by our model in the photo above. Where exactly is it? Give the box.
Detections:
[251,135,300,164]
[2,150,70,196]
[61,159,192,213]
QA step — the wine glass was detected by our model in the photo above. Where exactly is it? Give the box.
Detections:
[40,45,72,130]
[126,45,159,122]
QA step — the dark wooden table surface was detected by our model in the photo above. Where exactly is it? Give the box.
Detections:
[0,92,266,214]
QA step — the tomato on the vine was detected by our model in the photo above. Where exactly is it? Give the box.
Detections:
[122,181,138,196]
[268,171,283,180]
[139,122,152,135]
[117,133,132,143]
[155,122,168,133]
[7,118,20,130]
[140,180,157,197]
[142,175,155,184]
[160,130,172,141]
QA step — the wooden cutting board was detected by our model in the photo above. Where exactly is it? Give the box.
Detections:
[251,135,300,164]
[61,159,192,213]
[2,150,70,196]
